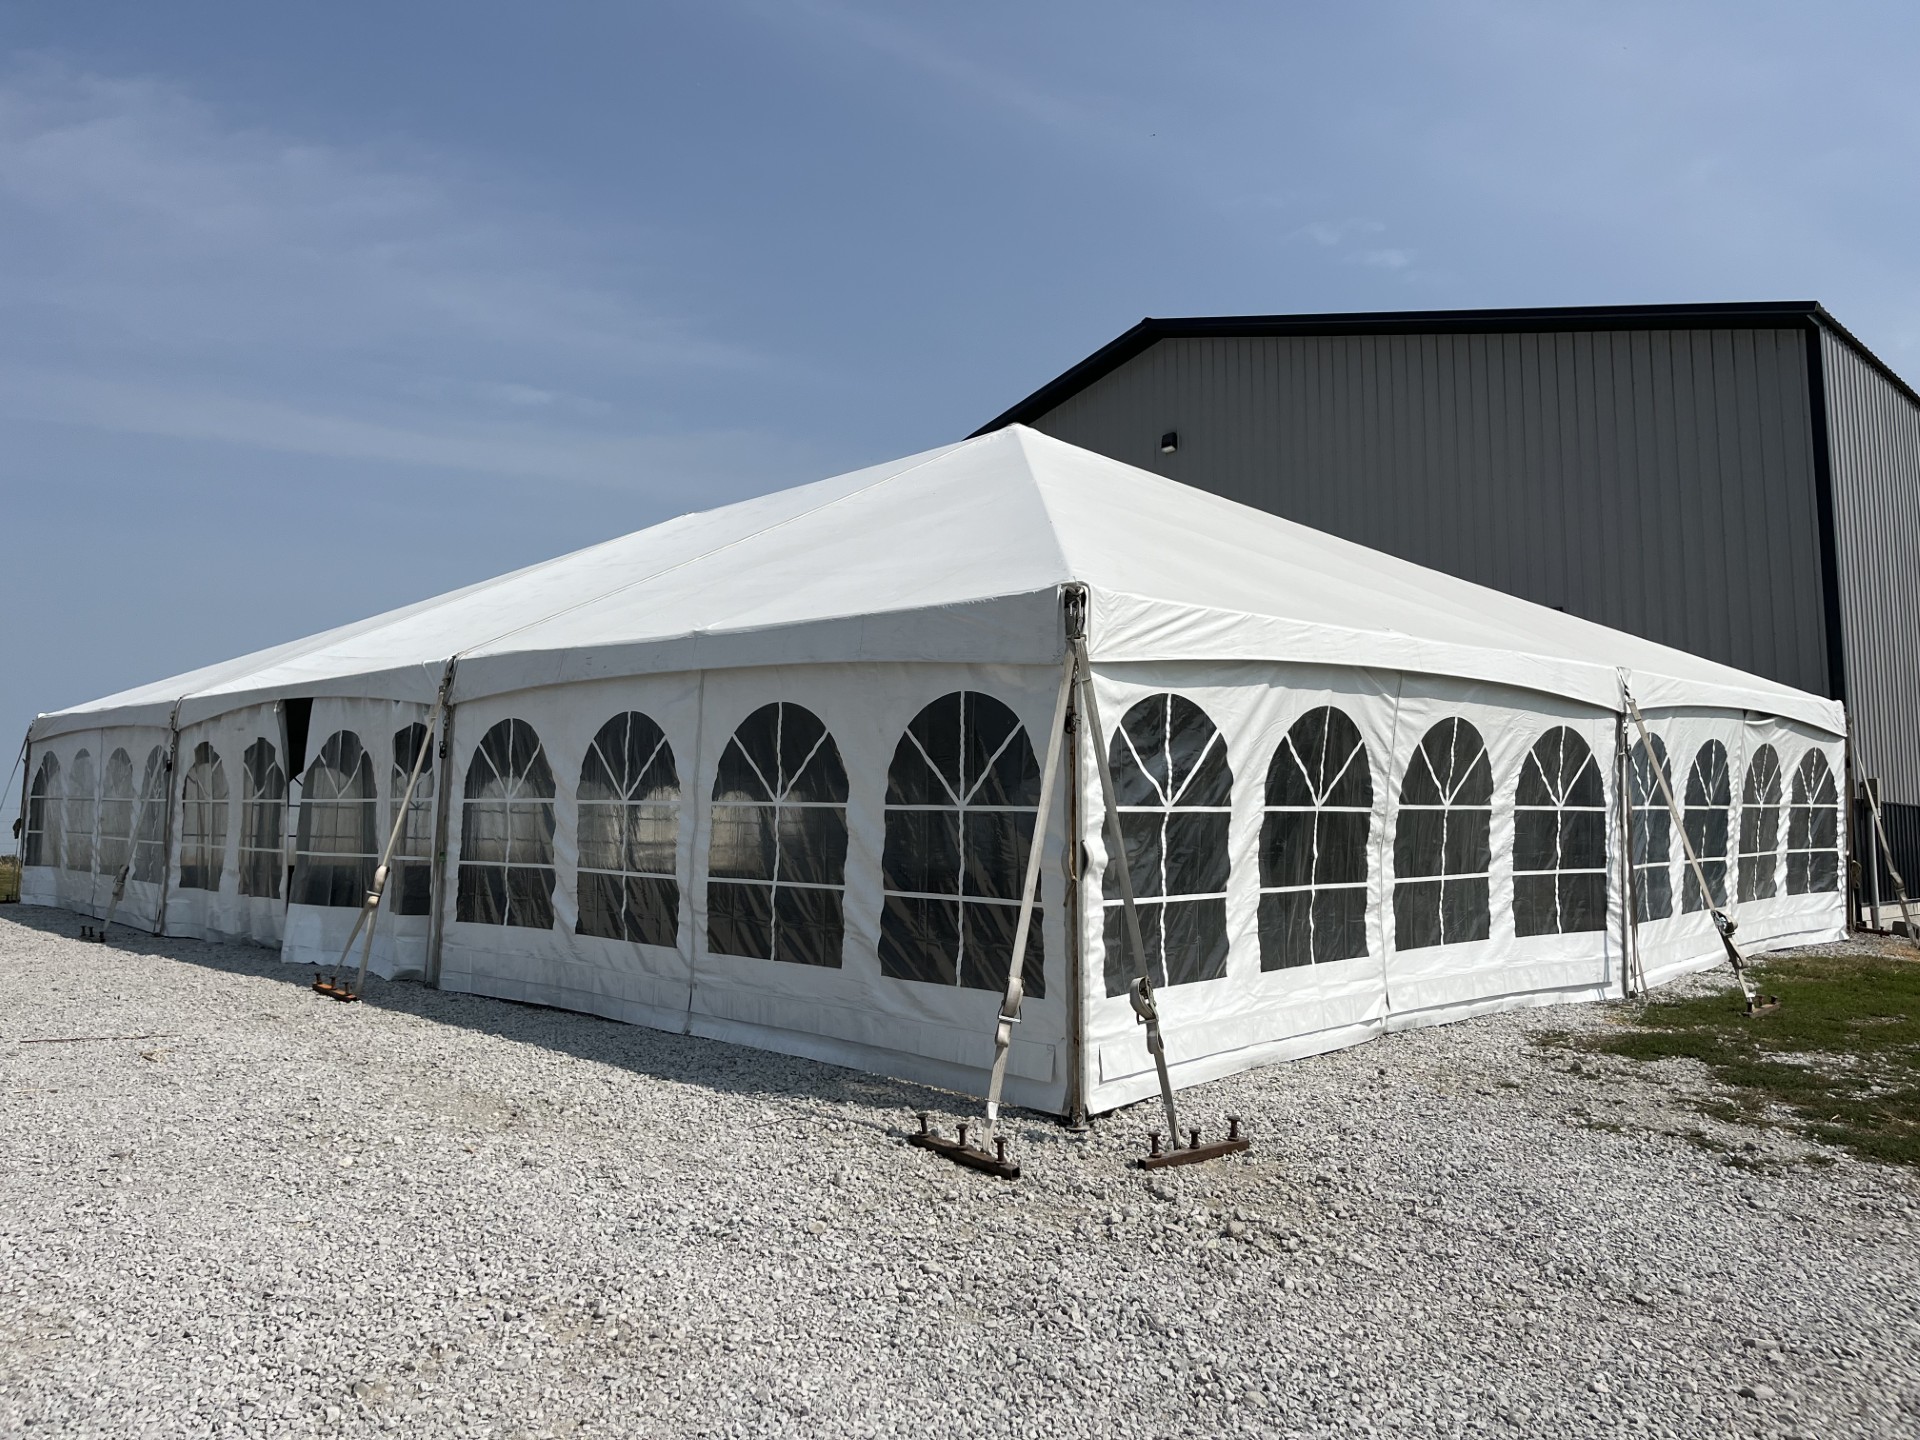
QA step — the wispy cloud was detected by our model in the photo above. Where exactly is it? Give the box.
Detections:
[0,60,802,488]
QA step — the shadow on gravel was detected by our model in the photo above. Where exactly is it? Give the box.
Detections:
[4,905,985,1131]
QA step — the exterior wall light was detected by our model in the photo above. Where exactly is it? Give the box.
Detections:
[1160,431,1178,454]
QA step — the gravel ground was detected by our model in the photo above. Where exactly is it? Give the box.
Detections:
[2,907,1918,1440]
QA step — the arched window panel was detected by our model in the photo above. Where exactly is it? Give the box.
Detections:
[24,753,61,869]
[1392,718,1493,951]
[1682,741,1732,913]
[132,747,168,884]
[1101,694,1231,997]
[239,738,286,900]
[179,742,229,893]
[1737,744,1782,903]
[880,692,1044,995]
[389,723,437,917]
[458,719,558,929]
[98,748,135,877]
[577,711,681,947]
[1513,727,1607,937]
[708,702,848,966]
[64,749,97,874]
[1787,750,1840,895]
[1259,706,1373,970]
[1628,736,1674,922]
[293,731,377,908]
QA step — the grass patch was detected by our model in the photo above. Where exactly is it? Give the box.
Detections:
[1564,951,1920,1168]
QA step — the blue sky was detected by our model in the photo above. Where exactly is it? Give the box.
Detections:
[4,0,1917,807]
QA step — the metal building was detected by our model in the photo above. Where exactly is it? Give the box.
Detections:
[976,302,1920,885]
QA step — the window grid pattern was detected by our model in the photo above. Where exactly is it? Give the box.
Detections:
[1513,727,1607,936]
[1787,750,1840,895]
[1628,736,1674,922]
[293,732,377,908]
[25,753,61,869]
[1682,741,1732,913]
[1259,706,1372,970]
[179,742,228,893]
[240,738,286,900]
[708,703,848,967]
[1102,693,1233,996]
[458,719,558,929]
[1737,744,1782,903]
[880,691,1044,995]
[390,724,437,917]
[132,747,168,884]
[577,712,680,947]
[98,748,135,878]
[1392,718,1493,951]
[63,749,96,875]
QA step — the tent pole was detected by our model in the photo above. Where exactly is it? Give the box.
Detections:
[10,732,30,886]
[425,662,460,990]
[1062,662,1088,1131]
[1615,712,1643,998]
[152,705,181,938]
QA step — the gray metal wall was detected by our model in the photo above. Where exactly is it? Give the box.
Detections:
[1033,328,1834,699]
[1821,328,1920,816]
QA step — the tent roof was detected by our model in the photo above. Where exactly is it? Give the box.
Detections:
[32,426,1844,739]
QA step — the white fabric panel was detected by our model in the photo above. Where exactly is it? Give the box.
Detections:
[1080,662,1399,1106]
[434,663,1071,1110]
[164,703,282,947]
[35,427,1844,744]
[19,725,171,927]
[1629,710,1846,986]
[281,696,433,978]
[1379,681,1623,1018]
[435,677,700,1024]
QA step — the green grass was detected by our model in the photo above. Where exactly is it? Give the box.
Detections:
[0,856,18,904]
[1558,949,1920,1167]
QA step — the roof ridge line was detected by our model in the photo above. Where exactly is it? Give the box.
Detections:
[455,436,986,660]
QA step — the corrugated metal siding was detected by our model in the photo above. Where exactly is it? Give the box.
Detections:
[1034,329,1833,699]
[1822,327,1920,811]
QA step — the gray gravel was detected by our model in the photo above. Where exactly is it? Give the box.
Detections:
[2,907,1918,1440]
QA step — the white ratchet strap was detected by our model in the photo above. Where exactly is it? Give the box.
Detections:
[342,691,445,995]
[1620,677,1754,1003]
[980,647,1076,1143]
[1077,633,1182,1147]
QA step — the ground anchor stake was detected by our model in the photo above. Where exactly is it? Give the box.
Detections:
[1138,1116,1251,1170]
[906,1111,1020,1181]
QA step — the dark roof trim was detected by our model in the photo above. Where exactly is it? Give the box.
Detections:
[973,300,1920,434]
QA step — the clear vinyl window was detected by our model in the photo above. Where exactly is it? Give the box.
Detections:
[179,742,229,893]
[707,702,848,967]
[98,748,135,878]
[1682,740,1731,912]
[1787,749,1840,895]
[1628,735,1674,922]
[577,711,681,947]
[1259,706,1372,970]
[390,724,437,917]
[1392,718,1493,951]
[1513,727,1607,936]
[293,731,377,908]
[64,749,96,875]
[880,691,1043,996]
[1737,744,1782,903]
[24,753,61,869]
[1102,693,1232,997]
[458,719,557,929]
[240,738,286,900]
[132,747,168,884]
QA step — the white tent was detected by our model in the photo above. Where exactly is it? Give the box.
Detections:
[19,426,1848,1117]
